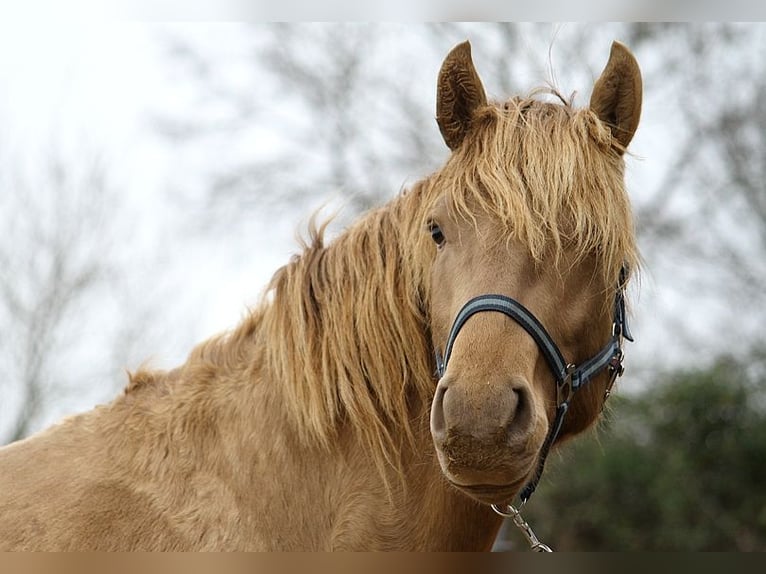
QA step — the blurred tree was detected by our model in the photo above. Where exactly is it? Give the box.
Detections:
[0,152,114,442]
[0,147,178,444]
[157,23,446,229]
[511,352,766,551]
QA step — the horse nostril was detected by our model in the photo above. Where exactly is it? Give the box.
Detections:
[505,387,521,421]
[430,381,449,440]
[505,380,533,438]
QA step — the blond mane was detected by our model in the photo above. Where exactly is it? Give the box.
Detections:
[257,185,439,481]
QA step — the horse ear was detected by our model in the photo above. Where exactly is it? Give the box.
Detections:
[436,41,488,151]
[590,41,642,153]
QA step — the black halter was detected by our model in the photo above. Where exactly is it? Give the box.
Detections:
[434,265,633,504]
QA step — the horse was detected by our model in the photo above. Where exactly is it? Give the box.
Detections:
[0,40,642,551]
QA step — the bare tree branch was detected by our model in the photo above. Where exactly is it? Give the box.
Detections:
[0,150,118,443]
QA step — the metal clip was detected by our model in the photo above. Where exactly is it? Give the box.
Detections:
[491,503,553,552]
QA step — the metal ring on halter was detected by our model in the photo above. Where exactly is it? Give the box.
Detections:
[491,503,553,552]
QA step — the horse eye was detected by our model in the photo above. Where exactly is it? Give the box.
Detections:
[429,223,446,247]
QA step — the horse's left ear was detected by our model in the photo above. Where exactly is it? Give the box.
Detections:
[436,41,488,151]
[590,41,642,153]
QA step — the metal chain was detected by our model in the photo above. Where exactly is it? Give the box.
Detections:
[491,503,553,552]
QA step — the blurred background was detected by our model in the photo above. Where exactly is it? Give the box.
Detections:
[1,23,765,550]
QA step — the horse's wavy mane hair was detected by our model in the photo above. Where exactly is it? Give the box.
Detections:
[256,186,438,481]
[172,91,639,484]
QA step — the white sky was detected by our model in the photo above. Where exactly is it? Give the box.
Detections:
[0,24,149,153]
[0,22,292,332]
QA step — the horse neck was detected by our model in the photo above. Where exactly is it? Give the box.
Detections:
[152,319,499,549]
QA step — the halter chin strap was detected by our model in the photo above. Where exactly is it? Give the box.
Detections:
[434,265,633,504]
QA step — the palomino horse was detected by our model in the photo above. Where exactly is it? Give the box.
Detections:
[0,40,641,551]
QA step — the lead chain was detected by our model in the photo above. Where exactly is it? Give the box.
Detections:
[491,503,553,552]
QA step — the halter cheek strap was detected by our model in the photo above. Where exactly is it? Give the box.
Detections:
[434,265,633,504]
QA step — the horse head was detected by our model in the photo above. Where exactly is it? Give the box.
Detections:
[427,41,642,506]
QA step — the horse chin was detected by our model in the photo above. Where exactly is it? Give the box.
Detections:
[446,478,529,506]
[432,416,548,506]
[437,450,539,505]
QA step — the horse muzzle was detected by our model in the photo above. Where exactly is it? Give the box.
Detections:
[430,374,548,502]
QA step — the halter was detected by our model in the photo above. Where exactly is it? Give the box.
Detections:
[434,265,633,505]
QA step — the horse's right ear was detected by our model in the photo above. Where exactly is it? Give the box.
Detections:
[436,41,488,151]
[590,41,643,153]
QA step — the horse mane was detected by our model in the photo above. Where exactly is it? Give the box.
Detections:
[134,89,639,486]
[257,183,440,481]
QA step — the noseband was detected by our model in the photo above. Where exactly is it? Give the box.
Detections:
[434,265,633,504]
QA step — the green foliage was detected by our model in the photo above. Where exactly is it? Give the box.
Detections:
[513,354,766,551]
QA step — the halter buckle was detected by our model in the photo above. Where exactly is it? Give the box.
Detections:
[603,349,624,401]
[557,364,576,406]
[608,348,625,378]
